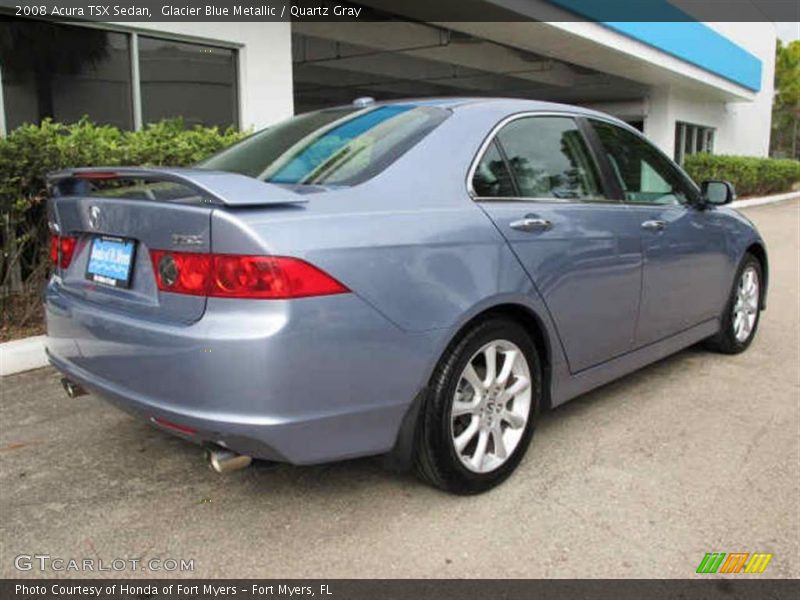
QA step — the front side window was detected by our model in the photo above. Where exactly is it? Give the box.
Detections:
[199,104,449,186]
[591,120,698,205]
[476,116,605,201]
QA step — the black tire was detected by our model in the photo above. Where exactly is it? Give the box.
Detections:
[705,253,763,354]
[414,317,541,494]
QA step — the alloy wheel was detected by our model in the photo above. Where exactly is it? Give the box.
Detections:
[450,340,532,473]
[733,266,759,343]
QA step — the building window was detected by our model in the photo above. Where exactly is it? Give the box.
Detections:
[0,17,239,133]
[0,19,133,131]
[139,36,238,129]
[674,121,715,164]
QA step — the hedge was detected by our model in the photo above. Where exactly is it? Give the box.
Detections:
[684,153,800,198]
[0,118,247,338]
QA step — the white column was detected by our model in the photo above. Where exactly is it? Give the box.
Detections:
[130,33,143,131]
[236,22,295,129]
[0,62,6,137]
[643,86,676,157]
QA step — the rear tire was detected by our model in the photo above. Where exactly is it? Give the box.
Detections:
[415,318,540,494]
[706,253,763,354]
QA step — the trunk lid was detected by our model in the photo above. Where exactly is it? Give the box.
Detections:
[48,168,307,324]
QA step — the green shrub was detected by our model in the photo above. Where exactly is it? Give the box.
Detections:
[0,118,247,338]
[0,117,245,215]
[684,153,800,198]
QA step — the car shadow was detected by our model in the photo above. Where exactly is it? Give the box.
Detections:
[536,343,708,432]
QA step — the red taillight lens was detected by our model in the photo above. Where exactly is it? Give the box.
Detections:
[212,255,348,299]
[149,250,349,299]
[50,235,59,265]
[50,234,77,269]
[214,254,284,297]
[60,237,76,268]
[150,250,211,296]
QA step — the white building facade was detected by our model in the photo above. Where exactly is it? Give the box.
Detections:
[0,2,777,163]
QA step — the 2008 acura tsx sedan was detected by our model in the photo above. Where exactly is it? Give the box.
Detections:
[45,98,767,494]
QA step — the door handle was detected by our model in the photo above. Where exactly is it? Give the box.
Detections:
[510,216,552,232]
[641,219,667,232]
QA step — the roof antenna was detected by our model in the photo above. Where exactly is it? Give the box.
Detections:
[353,96,376,108]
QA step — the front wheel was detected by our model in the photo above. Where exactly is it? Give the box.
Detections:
[415,318,540,494]
[706,253,763,354]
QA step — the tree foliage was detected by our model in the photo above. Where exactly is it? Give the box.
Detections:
[771,40,800,158]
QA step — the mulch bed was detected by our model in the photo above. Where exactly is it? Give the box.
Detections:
[0,293,45,342]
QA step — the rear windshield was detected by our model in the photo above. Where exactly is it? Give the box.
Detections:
[198,105,449,186]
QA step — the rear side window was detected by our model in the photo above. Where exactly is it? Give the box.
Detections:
[472,140,516,197]
[472,116,606,201]
[199,105,449,186]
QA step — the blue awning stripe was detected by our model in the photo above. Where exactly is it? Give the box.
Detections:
[546,1,762,92]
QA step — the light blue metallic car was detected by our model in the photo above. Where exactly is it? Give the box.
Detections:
[45,98,767,494]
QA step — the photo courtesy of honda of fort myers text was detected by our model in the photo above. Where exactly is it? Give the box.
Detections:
[14,583,335,598]
[1,0,799,598]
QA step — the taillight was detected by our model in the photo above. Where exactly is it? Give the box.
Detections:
[50,234,77,269]
[149,250,349,299]
[212,255,348,299]
[150,250,211,296]
[50,235,58,265]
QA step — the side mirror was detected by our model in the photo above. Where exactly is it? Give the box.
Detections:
[701,180,736,206]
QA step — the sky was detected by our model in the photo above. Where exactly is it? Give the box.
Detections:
[776,22,800,42]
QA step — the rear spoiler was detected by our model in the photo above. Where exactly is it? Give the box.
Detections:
[47,167,308,207]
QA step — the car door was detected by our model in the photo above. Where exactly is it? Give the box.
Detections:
[472,115,644,373]
[587,119,729,348]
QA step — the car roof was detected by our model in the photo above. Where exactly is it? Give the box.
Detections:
[378,97,562,109]
[335,96,627,125]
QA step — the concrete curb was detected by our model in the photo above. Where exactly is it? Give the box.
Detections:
[1,191,798,377]
[731,191,800,209]
[0,335,47,377]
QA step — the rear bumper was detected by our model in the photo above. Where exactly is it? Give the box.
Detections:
[45,280,440,464]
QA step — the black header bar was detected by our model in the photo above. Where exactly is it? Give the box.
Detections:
[0,0,798,22]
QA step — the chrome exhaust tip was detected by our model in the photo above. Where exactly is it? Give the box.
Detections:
[61,378,87,398]
[206,447,252,474]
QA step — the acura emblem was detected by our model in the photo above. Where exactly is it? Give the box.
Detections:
[88,206,100,229]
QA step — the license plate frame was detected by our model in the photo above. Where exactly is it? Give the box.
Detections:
[85,235,137,289]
